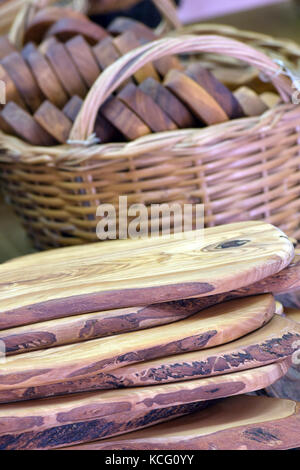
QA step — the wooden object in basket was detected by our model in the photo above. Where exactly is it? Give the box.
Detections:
[139,77,197,128]
[0,295,275,395]
[22,42,68,109]
[234,87,269,117]
[23,7,91,44]
[0,102,55,146]
[260,92,281,108]
[67,395,300,451]
[93,37,120,70]
[63,96,83,123]
[108,16,157,41]
[0,222,293,326]
[0,362,289,449]
[72,314,299,389]
[65,35,101,88]
[94,112,122,143]
[114,32,160,83]
[0,64,26,109]
[93,37,134,90]
[34,101,72,144]
[1,52,43,112]
[164,70,229,125]
[118,83,177,132]
[101,96,151,140]
[186,63,244,119]
[40,37,87,99]
[0,36,16,60]
[45,17,109,45]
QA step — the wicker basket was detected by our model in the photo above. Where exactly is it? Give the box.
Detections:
[0,30,300,249]
[7,0,179,47]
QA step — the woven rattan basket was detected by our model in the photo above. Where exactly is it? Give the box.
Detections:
[6,0,179,47]
[0,29,300,249]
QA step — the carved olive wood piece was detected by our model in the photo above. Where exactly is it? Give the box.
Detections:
[0,362,289,449]
[67,395,300,450]
[0,222,293,329]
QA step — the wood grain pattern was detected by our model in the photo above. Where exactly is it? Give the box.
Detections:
[64,314,298,389]
[0,102,55,146]
[1,52,44,112]
[24,6,90,44]
[0,292,277,357]
[0,295,275,394]
[113,32,160,84]
[68,395,300,450]
[234,86,269,117]
[22,42,68,108]
[139,78,197,128]
[118,83,177,132]
[41,37,87,99]
[93,37,119,70]
[62,96,83,123]
[101,96,151,140]
[186,63,244,119]
[45,18,109,45]
[34,101,72,144]
[65,35,101,88]
[263,308,300,401]
[0,222,293,329]
[3,255,300,353]
[164,70,229,125]
[0,362,289,449]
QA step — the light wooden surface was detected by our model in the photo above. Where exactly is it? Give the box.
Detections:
[0,252,299,352]
[0,295,275,398]
[0,361,289,449]
[0,222,293,327]
[68,394,300,450]
[76,314,300,389]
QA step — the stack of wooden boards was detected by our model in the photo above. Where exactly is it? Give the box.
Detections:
[0,7,281,145]
[0,221,300,450]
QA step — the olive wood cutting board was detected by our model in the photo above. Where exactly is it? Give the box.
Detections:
[0,362,289,449]
[66,314,299,389]
[264,308,300,401]
[1,251,299,334]
[67,395,300,450]
[0,222,293,328]
[0,292,276,356]
[3,312,296,402]
[0,401,209,450]
[0,295,275,395]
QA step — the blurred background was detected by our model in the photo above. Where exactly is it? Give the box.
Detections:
[1,0,300,262]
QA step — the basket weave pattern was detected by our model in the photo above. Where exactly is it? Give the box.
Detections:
[1,31,300,248]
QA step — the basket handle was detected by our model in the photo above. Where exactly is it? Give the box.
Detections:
[70,34,295,141]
